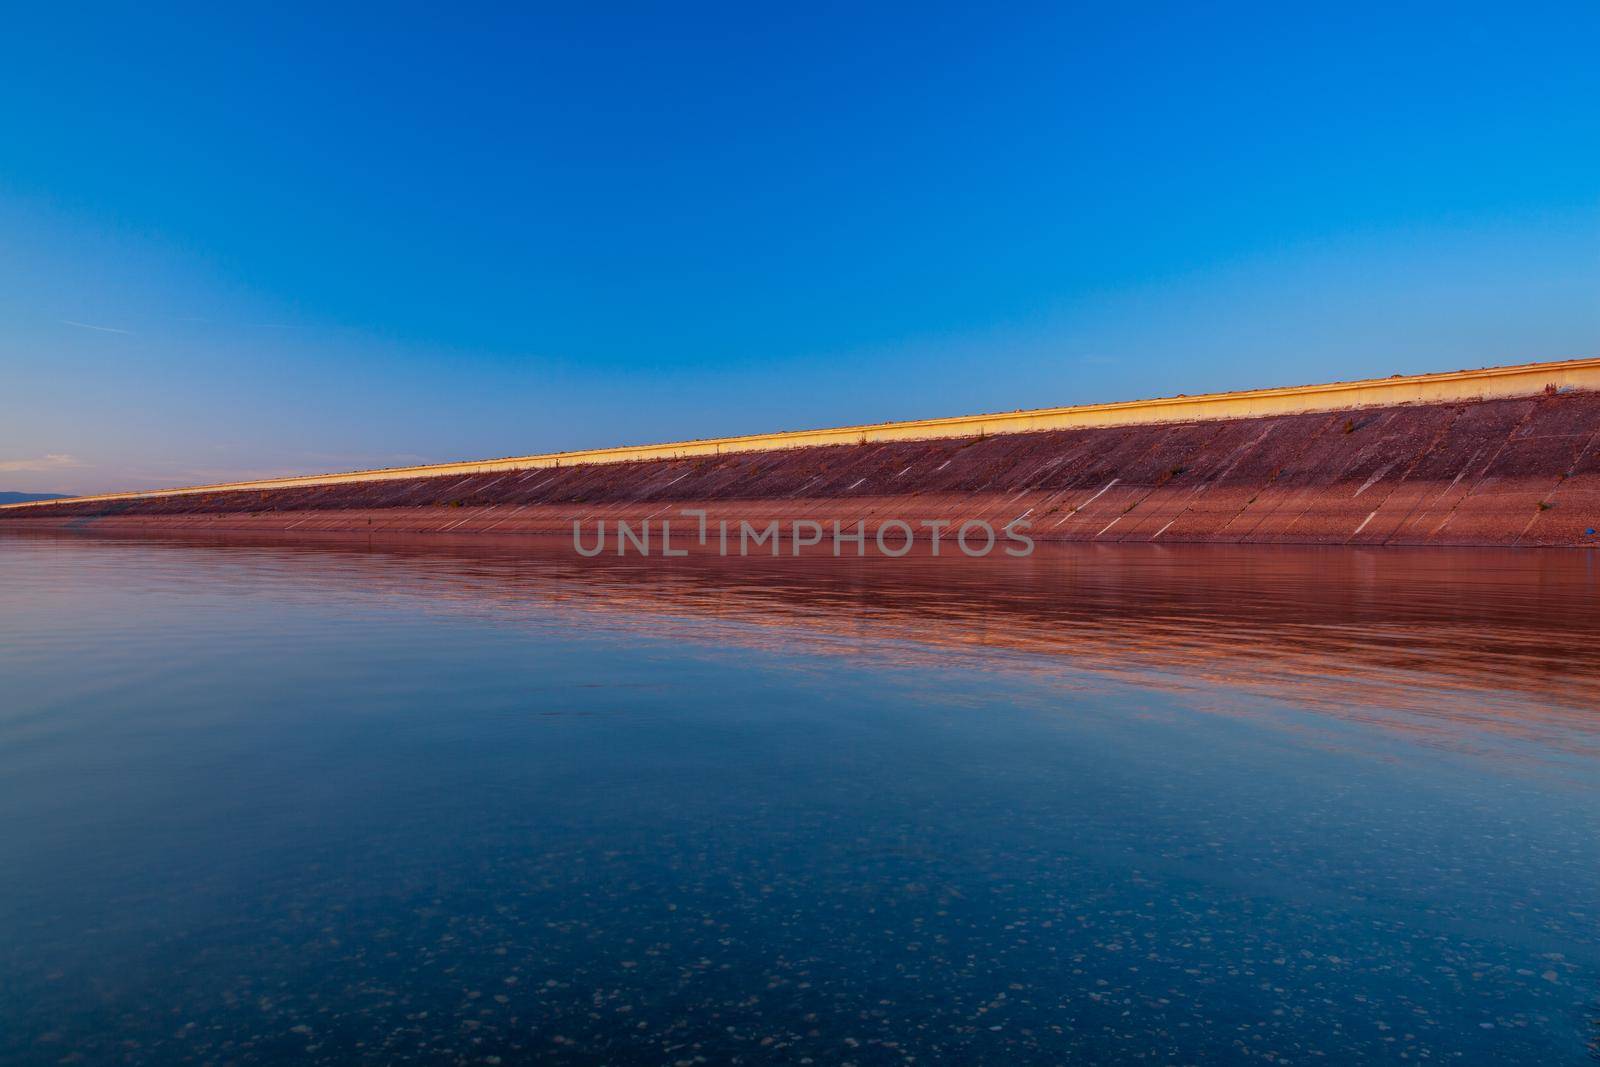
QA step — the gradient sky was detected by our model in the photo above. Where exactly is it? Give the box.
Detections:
[3,3,1597,494]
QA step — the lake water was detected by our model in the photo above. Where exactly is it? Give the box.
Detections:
[2,531,1597,1064]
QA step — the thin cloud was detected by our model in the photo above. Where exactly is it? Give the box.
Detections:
[0,453,85,472]
[61,319,132,334]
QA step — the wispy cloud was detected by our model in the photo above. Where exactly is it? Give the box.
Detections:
[0,453,85,473]
[61,319,132,334]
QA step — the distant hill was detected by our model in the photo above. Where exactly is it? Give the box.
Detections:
[0,492,69,505]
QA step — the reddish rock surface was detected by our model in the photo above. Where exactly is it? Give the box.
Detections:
[7,392,1599,547]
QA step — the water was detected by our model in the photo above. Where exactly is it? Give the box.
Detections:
[1,531,1597,1065]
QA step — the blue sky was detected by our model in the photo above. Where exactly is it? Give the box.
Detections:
[2,3,1597,493]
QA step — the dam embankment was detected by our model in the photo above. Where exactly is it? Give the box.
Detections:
[5,360,1600,547]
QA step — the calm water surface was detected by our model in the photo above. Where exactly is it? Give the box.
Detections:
[1,532,1597,1065]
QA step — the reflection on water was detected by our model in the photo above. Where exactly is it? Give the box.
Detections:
[1,531,1597,1064]
[13,528,1597,743]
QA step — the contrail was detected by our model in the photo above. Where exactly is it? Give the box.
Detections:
[61,319,131,334]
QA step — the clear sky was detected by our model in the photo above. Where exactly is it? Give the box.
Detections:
[3,3,1597,494]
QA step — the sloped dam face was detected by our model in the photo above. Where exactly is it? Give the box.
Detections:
[6,388,1600,548]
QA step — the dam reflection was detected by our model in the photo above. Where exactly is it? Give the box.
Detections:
[9,529,1597,752]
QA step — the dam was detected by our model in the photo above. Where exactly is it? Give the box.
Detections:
[5,357,1599,547]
